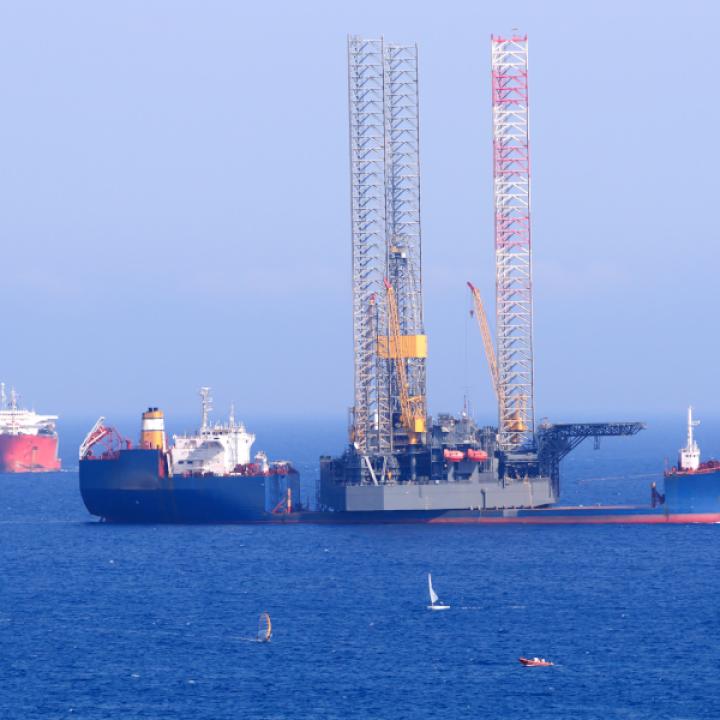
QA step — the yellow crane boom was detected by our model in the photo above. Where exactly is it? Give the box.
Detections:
[384,279,425,442]
[468,281,528,436]
[467,281,499,400]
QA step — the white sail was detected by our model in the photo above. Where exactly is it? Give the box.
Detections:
[428,573,439,605]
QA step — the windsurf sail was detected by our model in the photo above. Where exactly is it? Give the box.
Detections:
[428,573,439,605]
[257,612,272,643]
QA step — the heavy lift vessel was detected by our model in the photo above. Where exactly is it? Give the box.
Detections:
[77,34,720,525]
[318,34,645,519]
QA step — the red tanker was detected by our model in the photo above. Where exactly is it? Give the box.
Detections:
[0,386,61,472]
[0,434,60,472]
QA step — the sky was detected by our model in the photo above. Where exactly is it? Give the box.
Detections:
[0,0,718,429]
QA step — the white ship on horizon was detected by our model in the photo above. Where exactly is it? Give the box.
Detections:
[0,383,59,436]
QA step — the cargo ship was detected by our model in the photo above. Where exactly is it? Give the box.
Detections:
[79,389,300,522]
[0,384,61,472]
[78,404,720,524]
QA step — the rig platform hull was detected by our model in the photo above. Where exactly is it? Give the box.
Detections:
[320,471,556,512]
[79,448,720,525]
[258,507,720,525]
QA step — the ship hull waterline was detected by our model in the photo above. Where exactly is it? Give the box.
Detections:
[82,493,720,526]
[80,449,720,526]
[89,507,720,525]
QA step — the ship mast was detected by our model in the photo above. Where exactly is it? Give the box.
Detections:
[9,388,18,434]
[686,406,699,449]
[679,405,700,471]
[200,387,213,432]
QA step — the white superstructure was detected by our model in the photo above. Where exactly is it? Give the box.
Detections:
[678,405,701,471]
[170,388,258,475]
[0,384,58,436]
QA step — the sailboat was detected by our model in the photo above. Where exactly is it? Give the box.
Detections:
[257,611,272,642]
[427,573,450,611]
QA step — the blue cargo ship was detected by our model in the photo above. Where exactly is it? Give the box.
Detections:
[79,401,720,525]
[79,390,301,523]
[80,447,301,523]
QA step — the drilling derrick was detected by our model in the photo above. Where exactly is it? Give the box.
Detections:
[320,34,645,514]
[348,36,427,466]
[382,41,427,446]
[348,37,392,457]
[491,34,535,451]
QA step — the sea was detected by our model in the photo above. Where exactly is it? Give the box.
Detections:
[1,416,719,719]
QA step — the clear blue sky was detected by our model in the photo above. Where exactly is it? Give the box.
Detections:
[0,0,717,426]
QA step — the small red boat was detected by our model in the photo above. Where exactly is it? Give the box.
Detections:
[519,657,554,667]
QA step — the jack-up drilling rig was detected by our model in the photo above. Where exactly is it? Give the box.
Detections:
[320,34,643,517]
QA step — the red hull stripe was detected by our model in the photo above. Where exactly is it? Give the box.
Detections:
[423,513,720,525]
[253,512,720,525]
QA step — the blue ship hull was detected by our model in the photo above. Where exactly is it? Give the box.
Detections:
[80,449,300,523]
[663,468,720,513]
[79,449,720,525]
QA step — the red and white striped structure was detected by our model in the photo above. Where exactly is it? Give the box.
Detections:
[491,34,534,450]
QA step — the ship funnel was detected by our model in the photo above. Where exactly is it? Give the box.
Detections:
[141,407,166,451]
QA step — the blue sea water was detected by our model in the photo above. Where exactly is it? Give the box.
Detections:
[1,418,719,719]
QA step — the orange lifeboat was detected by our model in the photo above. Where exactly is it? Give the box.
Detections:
[443,449,465,462]
[467,449,489,462]
[519,657,554,667]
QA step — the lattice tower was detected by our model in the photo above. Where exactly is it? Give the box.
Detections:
[348,36,427,458]
[491,34,535,450]
[348,36,392,455]
[383,42,426,433]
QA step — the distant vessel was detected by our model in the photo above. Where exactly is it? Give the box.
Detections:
[427,573,450,611]
[79,388,300,523]
[0,384,60,473]
[519,657,553,667]
[660,406,720,517]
